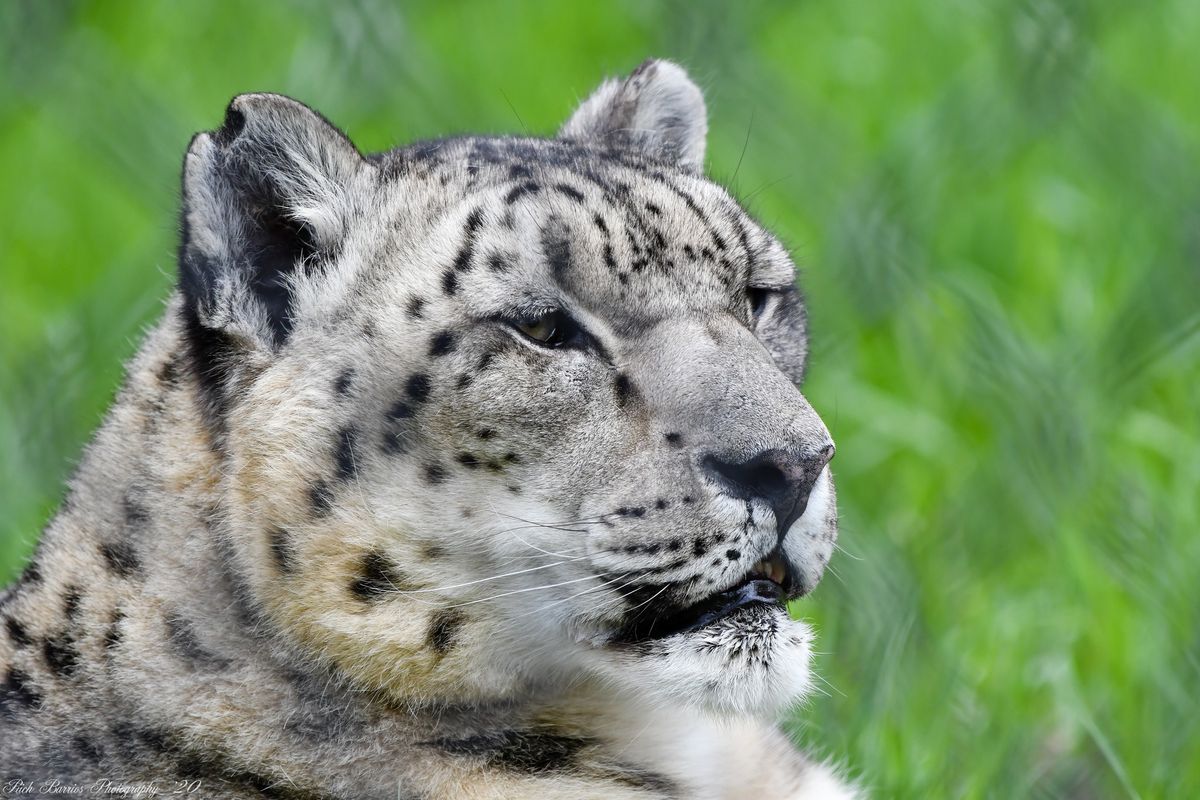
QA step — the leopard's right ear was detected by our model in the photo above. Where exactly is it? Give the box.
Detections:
[178,93,365,349]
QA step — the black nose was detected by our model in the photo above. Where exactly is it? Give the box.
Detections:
[702,445,834,536]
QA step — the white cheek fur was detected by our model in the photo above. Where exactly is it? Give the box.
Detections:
[589,607,815,717]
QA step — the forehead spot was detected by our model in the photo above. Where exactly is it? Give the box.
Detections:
[487,252,514,273]
[441,268,459,296]
[428,330,457,357]
[406,296,427,320]
[541,223,572,276]
[450,206,485,277]
[553,184,584,203]
[334,426,359,482]
[592,213,609,236]
[505,181,540,205]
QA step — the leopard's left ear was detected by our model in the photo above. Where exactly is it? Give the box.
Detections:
[559,59,707,171]
[179,93,365,350]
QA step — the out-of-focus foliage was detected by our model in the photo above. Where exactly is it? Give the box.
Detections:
[1,1,1196,796]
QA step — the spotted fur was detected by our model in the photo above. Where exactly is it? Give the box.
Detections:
[0,60,860,798]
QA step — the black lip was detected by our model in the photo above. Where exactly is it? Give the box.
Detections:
[612,578,786,645]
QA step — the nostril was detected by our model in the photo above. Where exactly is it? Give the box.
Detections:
[703,456,788,501]
[742,462,788,497]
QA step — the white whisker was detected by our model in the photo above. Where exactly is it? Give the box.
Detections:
[390,560,569,595]
[445,574,601,609]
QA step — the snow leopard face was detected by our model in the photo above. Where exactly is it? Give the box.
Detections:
[179,60,836,716]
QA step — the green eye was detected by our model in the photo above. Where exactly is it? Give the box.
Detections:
[516,314,558,343]
[513,311,572,347]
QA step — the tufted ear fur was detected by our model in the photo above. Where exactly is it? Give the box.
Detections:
[179,93,364,349]
[559,59,708,171]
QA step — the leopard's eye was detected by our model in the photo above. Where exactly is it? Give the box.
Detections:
[513,311,571,347]
[748,287,775,321]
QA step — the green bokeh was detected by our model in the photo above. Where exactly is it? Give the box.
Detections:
[1,1,1197,796]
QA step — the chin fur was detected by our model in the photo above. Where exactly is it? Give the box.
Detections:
[596,605,815,715]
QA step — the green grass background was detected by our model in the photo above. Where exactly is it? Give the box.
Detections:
[2,1,1197,796]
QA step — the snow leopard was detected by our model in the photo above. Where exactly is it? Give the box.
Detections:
[0,59,860,799]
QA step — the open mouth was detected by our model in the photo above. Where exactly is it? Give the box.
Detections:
[612,550,795,645]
